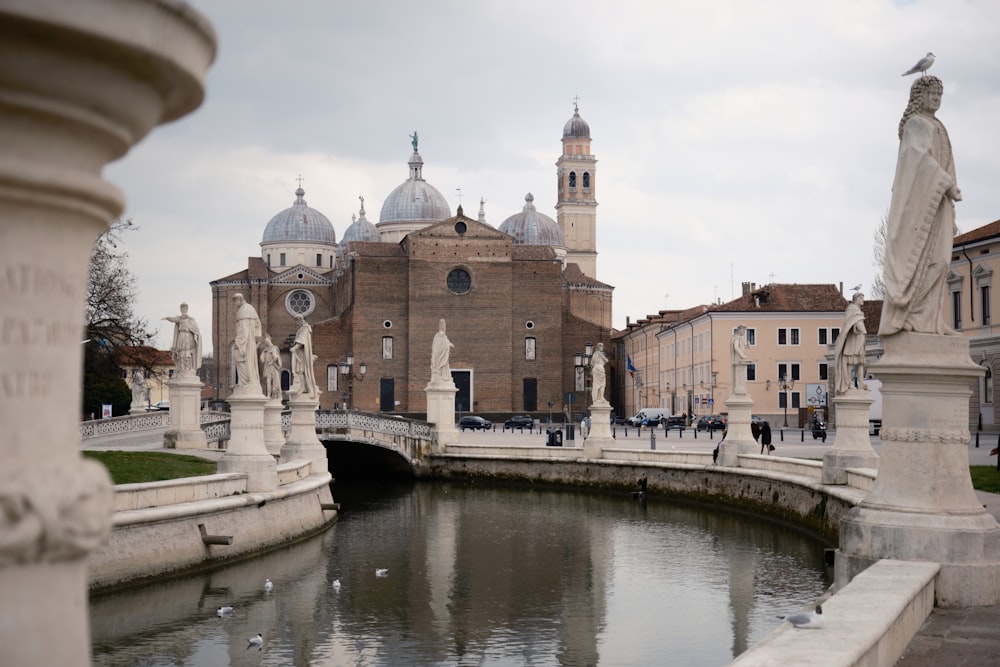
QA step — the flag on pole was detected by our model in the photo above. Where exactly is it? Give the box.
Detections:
[627,355,636,378]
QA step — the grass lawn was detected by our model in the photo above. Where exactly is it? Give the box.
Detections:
[970,466,1000,494]
[83,450,217,485]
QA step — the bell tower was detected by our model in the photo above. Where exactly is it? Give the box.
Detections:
[556,102,598,278]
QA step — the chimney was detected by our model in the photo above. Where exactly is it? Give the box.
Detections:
[742,282,752,296]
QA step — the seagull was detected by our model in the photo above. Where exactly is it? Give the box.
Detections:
[902,52,935,77]
[247,633,263,650]
[332,579,341,591]
[264,578,273,593]
[778,604,824,629]
[850,283,862,292]
[217,605,234,616]
[375,568,388,577]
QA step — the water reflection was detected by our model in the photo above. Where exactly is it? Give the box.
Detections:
[91,483,831,666]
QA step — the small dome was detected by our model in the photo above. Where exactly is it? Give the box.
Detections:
[562,103,590,139]
[379,150,451,224]
[499,193,565,246]
[338,197,380,258]
[261,187,336,245]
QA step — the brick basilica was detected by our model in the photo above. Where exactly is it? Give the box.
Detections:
[210,105,613,416]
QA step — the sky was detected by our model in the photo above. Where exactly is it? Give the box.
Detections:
[105,0,1000,354]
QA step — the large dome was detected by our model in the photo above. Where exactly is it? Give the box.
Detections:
[499,193,565,246]
[261,187,336,245]
[379,150,451,224]
[562,103,590,139]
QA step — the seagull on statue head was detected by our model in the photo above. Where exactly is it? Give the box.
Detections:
[902,52,935,76]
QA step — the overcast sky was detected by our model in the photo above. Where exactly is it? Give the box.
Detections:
[106,0,1000,354]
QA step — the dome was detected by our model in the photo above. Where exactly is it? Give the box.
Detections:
[261,187,336,245]
[338,197,380,258]
[379,150,451,224]
[562,103,590,139]
[499,193,565,246]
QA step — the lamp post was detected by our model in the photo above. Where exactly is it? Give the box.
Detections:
[778,373,795,427]
[338,352,367,410]
[572,342,593,422]
[711,371,717,413]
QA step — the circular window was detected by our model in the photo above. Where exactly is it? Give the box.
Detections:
[447,268,472,294]
[285,289,315,317]
[525,321,535,330]
[383,320,393,329]
[454,221,467,235]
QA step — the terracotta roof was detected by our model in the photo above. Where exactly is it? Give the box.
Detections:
[512,245,557,261]
[116,346,174,367]
[351,241,406,257]
[954,219,1000,246]
[213,267,249,283]
[712,283,847,313]
[862,299,882,333]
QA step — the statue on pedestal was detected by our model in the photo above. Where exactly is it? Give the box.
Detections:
[162,302,202,376]
[131,370,146,406]
[259,334,282,400]
[231,293,263,396]
[289,315,318,400]
[835,292,868,394]
[730,325,751,394]
[431,319,454,383]
[590,343,608,404]
[880,75,962,336]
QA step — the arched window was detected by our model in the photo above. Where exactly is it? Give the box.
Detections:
[582,172,590,189]
[568,172,576,189]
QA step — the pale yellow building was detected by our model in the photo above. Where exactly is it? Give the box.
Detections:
[614,283,849,427]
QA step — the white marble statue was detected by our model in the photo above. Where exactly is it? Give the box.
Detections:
[431,318,454,382]
[231,293,263,395]
[131,370,146,405]
[162,302,202,375]
[730,324,751,393]
[259,334,282,400]
[590,342,608,404]
[289,315,318,400]
[835,292,868,394]
[880,75,962,336]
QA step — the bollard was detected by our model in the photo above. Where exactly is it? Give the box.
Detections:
[650,429,656,450]
[780,429,785,442]
[801,429,805,442]
[975,432,979,448]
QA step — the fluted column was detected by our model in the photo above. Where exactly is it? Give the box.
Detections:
[0,2,215,665]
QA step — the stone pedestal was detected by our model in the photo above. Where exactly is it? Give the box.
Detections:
[281,396,328,473]
[129,399,147,415]
[262,398,286,458]
[835,332,1000,606]
[718,393,755,466]
[0,3,214,665]
[425,380,459,453]
[163,373,206,449]
[582,401,614,459]
[219,394,278,492]
[822,389,879,484]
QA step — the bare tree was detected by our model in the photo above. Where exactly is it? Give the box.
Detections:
[871,214,887,298]
[82,217,152,417]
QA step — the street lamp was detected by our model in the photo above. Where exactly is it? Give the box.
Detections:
[572,343,593,422]
[778,373,795,427]
[338,352,367,410]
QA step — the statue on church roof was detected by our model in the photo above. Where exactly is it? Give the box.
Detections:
[410,131,419,152]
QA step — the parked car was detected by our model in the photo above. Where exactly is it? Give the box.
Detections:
[696,414,726,431]
[458,416,493,431]
[504,415,535,430]
[627,408,671,427]
[664,415,687,431]
[147,400,170,411]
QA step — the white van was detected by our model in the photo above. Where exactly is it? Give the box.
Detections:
[627,408,671,427]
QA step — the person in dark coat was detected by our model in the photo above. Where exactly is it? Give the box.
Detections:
[751,421,761,442]
[760,421,773,455]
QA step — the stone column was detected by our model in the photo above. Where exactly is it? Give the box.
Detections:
[582,402,613,459]
[220,393,278,492]
[425,379,459,453]
[718,394,755,466]
[262,397,286,458]
[835,332,1000,606]
[822,389,878,484]
[164,373,207,449]
[0,3,215,665]
[281,396,328,473]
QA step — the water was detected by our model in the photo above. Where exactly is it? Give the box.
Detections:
[90,482,832,666]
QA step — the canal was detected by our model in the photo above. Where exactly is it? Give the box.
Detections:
[90,481,832,666]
